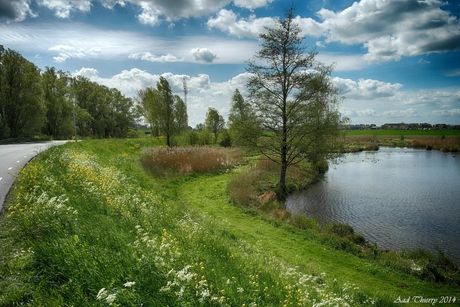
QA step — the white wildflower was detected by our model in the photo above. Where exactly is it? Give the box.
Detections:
[201,289,210,298]
[237,287,244,293]
[106,293,117,304]
[123,281,135,288]
[96,288,107,300]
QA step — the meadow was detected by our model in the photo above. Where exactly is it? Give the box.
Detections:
[0,138,458,306]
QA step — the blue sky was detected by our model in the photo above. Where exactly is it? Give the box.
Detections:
[1,0,459,127]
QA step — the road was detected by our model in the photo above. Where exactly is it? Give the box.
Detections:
[0,141,69,213]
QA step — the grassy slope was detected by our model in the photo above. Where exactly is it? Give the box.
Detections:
[0,138,458,306]
[176,173,457,300]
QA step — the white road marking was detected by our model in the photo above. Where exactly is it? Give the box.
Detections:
[16,160,20,163]
[8,167,12,170]
[0,177,3,181]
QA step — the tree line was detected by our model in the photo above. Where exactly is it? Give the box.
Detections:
[0,46,135,140]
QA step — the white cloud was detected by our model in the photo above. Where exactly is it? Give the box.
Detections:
[431,109,460,117]
[333,77,403,99]
[382,108,420,118]
[207,9,275,38]
[399,89,460,107]
[132,0,274,26]
[206,1,460,63]
[317,0,460,62]
[317,53,368,71]
[129,51,183,62]
[49,44,102,62]
[233,0,274,10]
[37,0,92,18]
[2,0,274,25]
[190,47,218,63]
[340,107,377,117]
[137,2,161,25]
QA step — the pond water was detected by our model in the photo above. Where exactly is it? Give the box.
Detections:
[285,147,460,264]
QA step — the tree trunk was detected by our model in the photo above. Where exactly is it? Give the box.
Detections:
[279,161,287,200]
[279,139,288,199]
[166,134,171,147]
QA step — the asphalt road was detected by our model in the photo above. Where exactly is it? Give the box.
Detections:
[0,141,69,213]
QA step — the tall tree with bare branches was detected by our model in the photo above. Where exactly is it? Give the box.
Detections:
[247,6,344,198]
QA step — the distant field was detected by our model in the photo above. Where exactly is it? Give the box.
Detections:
[345,129,460,136]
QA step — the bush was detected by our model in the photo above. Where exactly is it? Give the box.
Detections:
[218,130,232,147]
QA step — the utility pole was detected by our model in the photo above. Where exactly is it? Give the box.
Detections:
[182,76,188,106]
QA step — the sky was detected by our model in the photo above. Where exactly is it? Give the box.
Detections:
[1,0,459,127]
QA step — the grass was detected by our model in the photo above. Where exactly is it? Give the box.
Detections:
[0,138,459,306]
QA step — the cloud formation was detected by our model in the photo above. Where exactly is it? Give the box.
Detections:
[0,0,36,22]
[207,0,460,63]
[333,77,403,99]
[317,0,460,62]
[382,108,421,118]
[207,9,275,38]
[129,51,183,62]
[190,47,218,63]
[0,0,275,25]
[49,44,102,62]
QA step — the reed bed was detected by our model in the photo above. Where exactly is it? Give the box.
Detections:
[141,146,243,176]
[410,136,460,152]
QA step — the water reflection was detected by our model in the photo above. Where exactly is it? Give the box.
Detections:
[286,147,460,264]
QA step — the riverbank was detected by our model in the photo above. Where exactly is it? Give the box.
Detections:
[0,139,458,306]
[342,130,460,152]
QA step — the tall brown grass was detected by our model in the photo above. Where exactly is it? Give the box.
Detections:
[410,136,460,152]
[141,146,243,176]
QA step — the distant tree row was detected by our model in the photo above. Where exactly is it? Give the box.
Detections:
[0,45,135,140]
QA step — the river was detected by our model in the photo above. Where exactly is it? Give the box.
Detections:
[285,147,460,264]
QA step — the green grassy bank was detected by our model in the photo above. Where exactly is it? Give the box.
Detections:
[1,139,458,306]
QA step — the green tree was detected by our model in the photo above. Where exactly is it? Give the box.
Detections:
[0,46,45,139]
[71,76,96,137]
[41,67,73,138]
[246,6,344,198]
[228,89,261,147]
[205,107,225,144]
[108,88,135,138]
[174,95,188,133]
[137,77,187,146]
